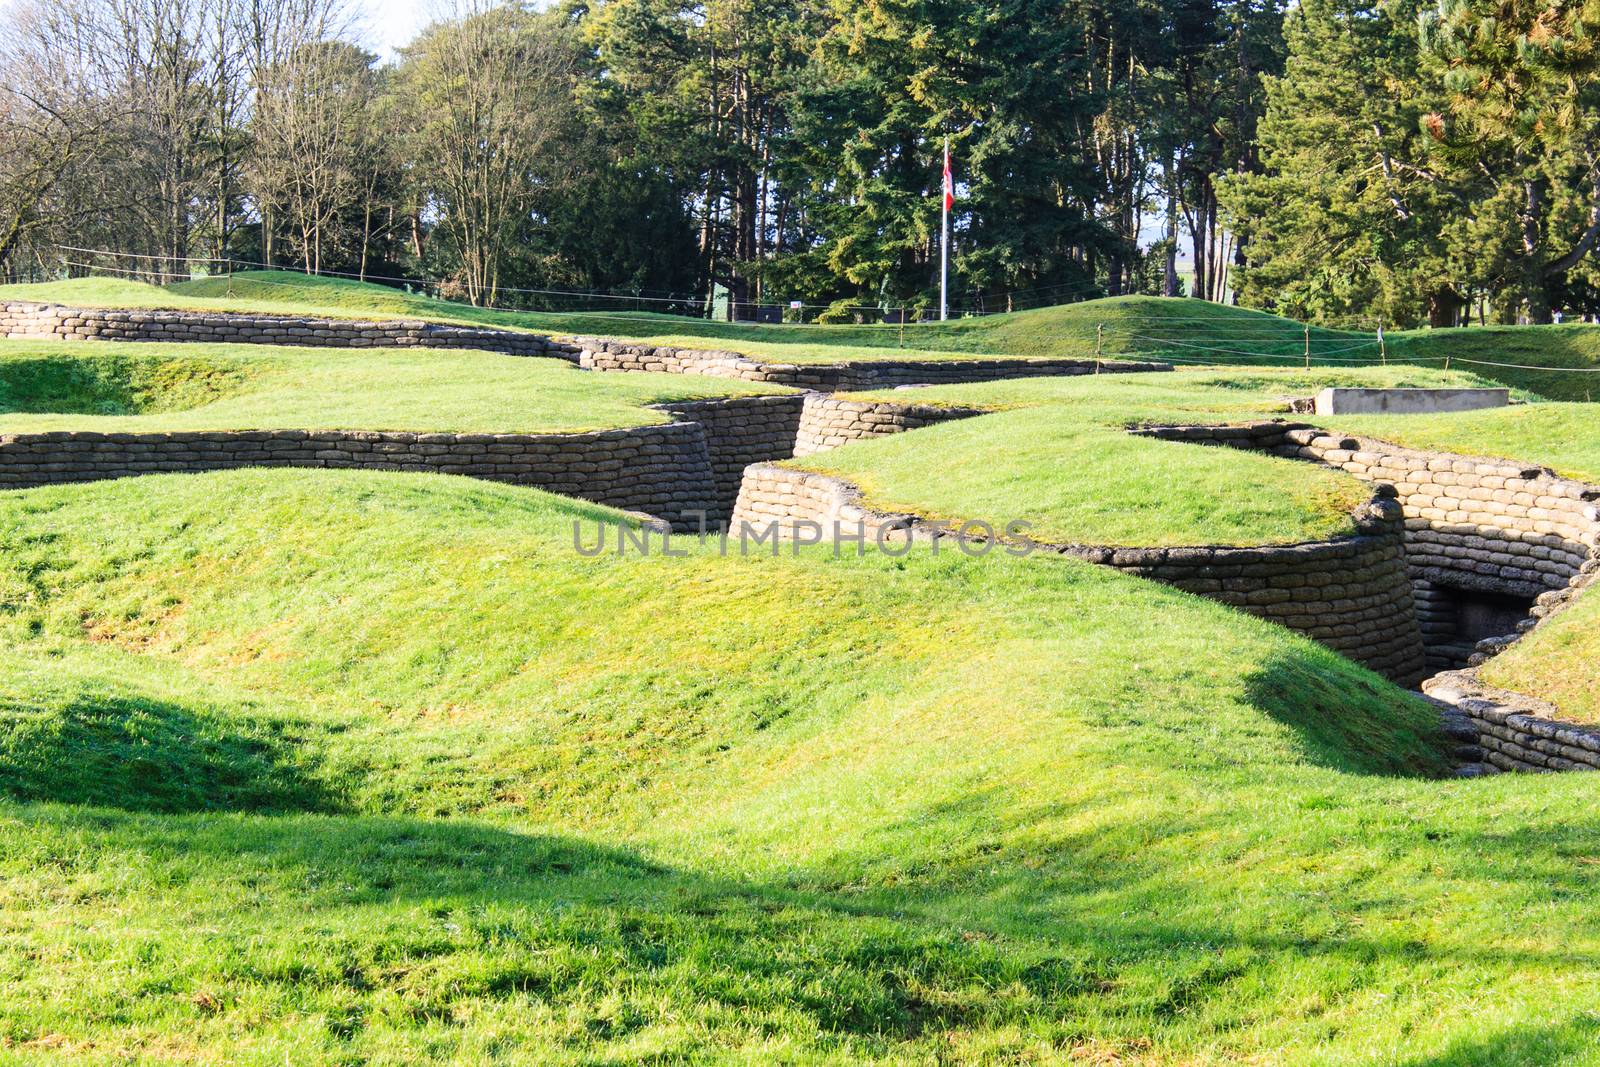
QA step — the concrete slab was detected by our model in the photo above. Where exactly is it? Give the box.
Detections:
[1314,387,1510,416]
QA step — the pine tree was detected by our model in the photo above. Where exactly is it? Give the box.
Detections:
[1422,0,1600,321]
[792,0,1107,313]
[1219,0,1459,326]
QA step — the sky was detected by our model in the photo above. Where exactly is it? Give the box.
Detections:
[356,0,435,59]
[0,0,431,58]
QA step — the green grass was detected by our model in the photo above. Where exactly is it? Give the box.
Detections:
[0,274,1364,365]
[0,340,788,435]
[793,367,1500,547]
[2,278,1599,1062]
[1482,586,1600,724]
[12,468,1600,1064]
[10,273,1600,398]
[1328,403,1600,482]
[0,347,255,417]
[1390,324,1600,403]
[0,274,551,333]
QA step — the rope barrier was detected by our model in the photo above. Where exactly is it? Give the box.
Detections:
[39,251,1600,377]
[1439,355,1600,373]
[55,244,1035,318]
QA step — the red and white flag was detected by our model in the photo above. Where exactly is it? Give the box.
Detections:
[942,143,954,212]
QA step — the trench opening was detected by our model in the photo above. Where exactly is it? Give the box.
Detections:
[1413,581,1538,673]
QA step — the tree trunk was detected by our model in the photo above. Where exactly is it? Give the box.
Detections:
[1427,289,1462,328]
[1522,176,1554,323]
[1163,154,1179,297]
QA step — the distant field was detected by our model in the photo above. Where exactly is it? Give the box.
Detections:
[5,272,1600,399]
[0,339,788,434]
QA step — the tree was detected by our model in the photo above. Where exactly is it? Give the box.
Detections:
[1169,0,1286,303]
[1218,0,1460,326]
[0,0,119,273]
[249,40,380,273]
[582,0,815,309]
[789,0,1107,313]
[1422,0,1600,322]
[394,3,579,306]
[1073,0,1165,296]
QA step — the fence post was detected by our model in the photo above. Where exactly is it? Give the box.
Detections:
[1378,323,1386,364]
[1096,322,1104,357]
[1303,324,1311,369]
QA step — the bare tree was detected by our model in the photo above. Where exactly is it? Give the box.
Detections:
[394,2,577,305]
[0,0,124,275]
[249,39,378,273]
[234,0,355,266]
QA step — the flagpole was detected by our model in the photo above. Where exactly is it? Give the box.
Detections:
[940,135,949,322]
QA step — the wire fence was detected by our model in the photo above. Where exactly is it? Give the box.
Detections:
[52,244,1115,323]
[32,246,1600,380]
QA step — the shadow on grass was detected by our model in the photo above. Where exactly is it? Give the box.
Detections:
[0,686,341,814]
[1244,652,1452,778]
[5,805,1028,1043]
[10,792,1600,1055]
[1399,1015,1600,1066]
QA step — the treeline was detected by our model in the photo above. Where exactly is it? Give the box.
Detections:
[1224,0,1600,326]
[0,0,1282,317]
[3,0,1597,326]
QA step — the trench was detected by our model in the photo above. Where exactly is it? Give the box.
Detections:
[744,403,1600,773]
[7,324,1597,769]
[1415,583,1538,673]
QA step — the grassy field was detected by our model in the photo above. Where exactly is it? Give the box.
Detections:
[7,272,1600,399]
[3,279,1600,1061]
[0,340,788,434]
[9,468,1600,1064]
[798,367,1500,547]
[1,274,1353,364]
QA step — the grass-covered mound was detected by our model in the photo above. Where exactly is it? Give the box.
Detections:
[1331,402,1600,483]
[791,367,1495,547]
[1481,590,1600,725]
[0,274,551,334]
[10,273,1600,399]
[0,340,788,435]
[0,347,254,416]
[0,274,1361,365]
[11,468,1600,1063]
[1390,324,1600,403]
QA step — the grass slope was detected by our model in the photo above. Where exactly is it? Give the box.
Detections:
[1390,325,1600,403]
[0,340,787,434]
[1482,589,1600,724]
[1329,402,1600,483]
[0,275,1363,365]
[795,367,1494,547]
[9,273,1600,398]
[11,469,1600,1064]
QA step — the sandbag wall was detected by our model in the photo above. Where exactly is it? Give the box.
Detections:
[792,395,987,456]
[655,394,807,521]
[0,423,720,529]
[0,302,573,358]
[731,462,1428,685]
[575,337,1171,388]
[1139,421,1600,605]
